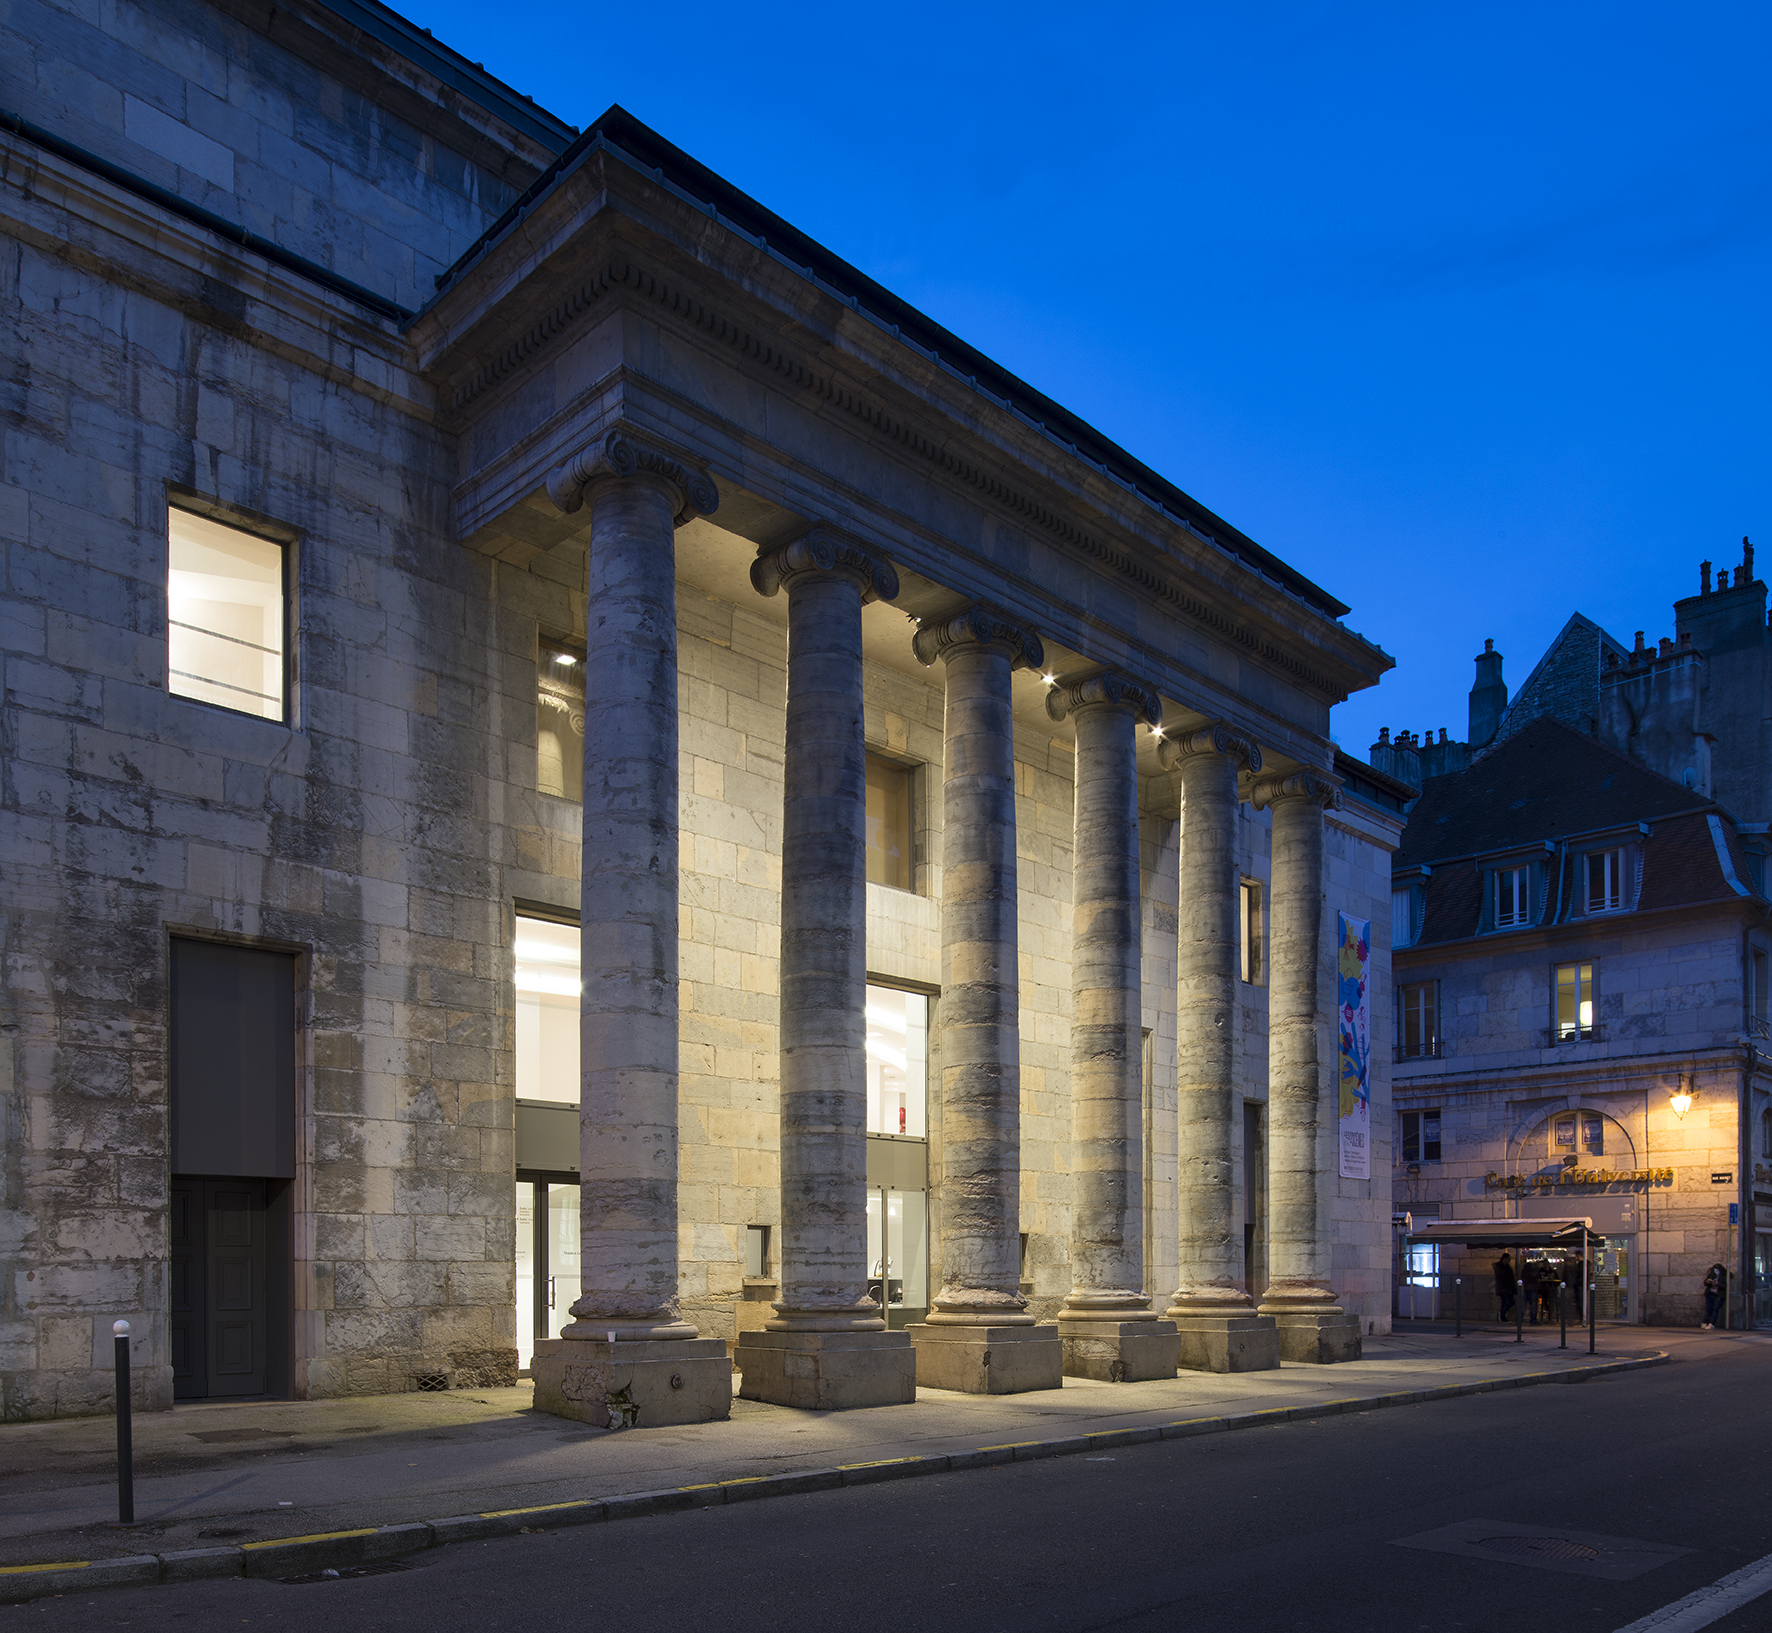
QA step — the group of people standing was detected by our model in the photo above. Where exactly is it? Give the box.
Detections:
[1491,1251,1580,1323]
[1491,1251,1730,1328]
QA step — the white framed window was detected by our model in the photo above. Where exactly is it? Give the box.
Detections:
[167,505,287,721]
[1392,886,1414,949]
[1555,961,1596,1042]
[1494,865,1532,928]
[1401,1108,1441,1162]
[1586,847,1628,913]
[1398,982,1439,1060]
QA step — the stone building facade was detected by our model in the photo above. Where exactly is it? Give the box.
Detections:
[1378,570,1772,1327]
[0,0,1401,1419]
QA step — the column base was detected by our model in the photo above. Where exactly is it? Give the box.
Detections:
[532,1337,732,1428]
[735,1329,916,1410]
[1172,1313,1281,1374]
[1261,1309,1363,1364]
[1057,1317,1179,1382]
[906,1323,1062,1394]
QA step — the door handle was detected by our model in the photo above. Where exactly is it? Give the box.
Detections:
[548,1276,556,1311]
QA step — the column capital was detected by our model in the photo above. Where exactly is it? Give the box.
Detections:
[1156,723,1263,776]
[749,527,899,604]
[1250,767,1343,811]
[912,603,1044,672]
[1043,669,1161,728]
[545,426,719,525]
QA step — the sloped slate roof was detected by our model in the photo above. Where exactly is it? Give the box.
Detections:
[1396,717,1709,870]
[1397,719,1757,946]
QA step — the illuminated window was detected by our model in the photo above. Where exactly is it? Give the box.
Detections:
[865,985,927,1137]
[1240,881,1264,984]
[1555,962,1596,1042]
[515,913,579,1103]
[865,754,914,891]
[167,506,285,720]
[537,638,584,801]
[1494,865,1532,928]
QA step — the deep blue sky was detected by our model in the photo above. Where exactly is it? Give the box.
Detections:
[409,1,1769,753]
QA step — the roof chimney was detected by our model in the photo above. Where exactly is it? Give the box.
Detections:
[1746,536,1756,583]
[1701,560,1712,595]
[1469,638,1507,749]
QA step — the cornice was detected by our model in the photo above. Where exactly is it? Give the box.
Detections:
[750,528,899,605]
[912,604,1045,673]
[431,250,1360,702]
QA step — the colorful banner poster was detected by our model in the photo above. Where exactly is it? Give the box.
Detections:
[1338,912,1371,1180]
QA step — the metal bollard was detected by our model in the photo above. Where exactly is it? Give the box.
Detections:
[1454,1276,1462,1338]
[1559,1282,1567,1349]
[113,1319,134,1525]
[1515,1276,1524,1344]
[1588,1281,1597,1356]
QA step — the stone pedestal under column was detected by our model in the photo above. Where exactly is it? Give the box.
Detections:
[1270,1309,1363,1364]
[532,1337,733,1429]
[1057,1317,1180,1383]
[907,1324,1062,1395]
[735,1329,916,1410]
[1172,1313,1282,1374]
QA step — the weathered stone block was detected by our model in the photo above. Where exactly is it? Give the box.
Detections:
[906,1324,1063,1394]
[532,1337,731,1428]
[735,1328,916,1409]
[1173,1313,1282,1374]
[1058,1317,1181,1382]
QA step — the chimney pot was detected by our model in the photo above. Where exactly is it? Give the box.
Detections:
[1484,638,1494,653]
[1701,560,1712,594]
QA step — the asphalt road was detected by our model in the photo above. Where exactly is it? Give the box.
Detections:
[16,1336,1772,1633]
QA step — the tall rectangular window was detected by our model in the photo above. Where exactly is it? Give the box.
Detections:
[1494,865,1532,928]
[1555,961,1595,1042]
[1398,981,1439,1059]
[1753,948,1769,1034]
[168,507,285,721]
[1401,1108,1441,1164]
[1392,886,1414,950]
[865,985,928,1136]
[1240,881,1264,984]
[536,639,585,802]
[865,754,914,891]
[515,914,580,1103]
[1587,847,1626,912]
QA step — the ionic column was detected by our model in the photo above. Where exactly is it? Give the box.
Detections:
[529,427,732,1427]
[736,529,916,1408]
[906,604,1061,1393]
[1251,767,1361,1364]
[1161,725,1278,1373]
[1047,671,1180,1383]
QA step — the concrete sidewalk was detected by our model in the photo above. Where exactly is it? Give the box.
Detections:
[0,1326,1672,1596]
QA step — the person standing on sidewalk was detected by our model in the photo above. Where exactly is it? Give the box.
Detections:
[1702,1262,1726,1329]
[1521,1256,1543,1325]
[1493,1251,1517,1323]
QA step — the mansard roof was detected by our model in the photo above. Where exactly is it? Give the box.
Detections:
[1396,717,1761,946]
[1397,717,1712,871]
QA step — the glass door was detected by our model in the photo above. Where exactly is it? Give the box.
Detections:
[866,1186,928,1328]
[1756,1233,1772,1327]
[1593,1236,1630,1320]
[514,1173,579,1373]
[515,1181,536,1371]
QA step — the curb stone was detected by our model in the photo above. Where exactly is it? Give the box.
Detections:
[0,1348,1669,1603]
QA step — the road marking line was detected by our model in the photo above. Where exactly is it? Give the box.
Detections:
[1613,1550,1772,1632]
[478,1502,594,1519]
[0,1562,88,1575]
[241,1528,376,1550]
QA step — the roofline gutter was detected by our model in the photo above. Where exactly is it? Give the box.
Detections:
[1396,892,1769,961]
[0,105,413,323]
[1397,805,1725,876]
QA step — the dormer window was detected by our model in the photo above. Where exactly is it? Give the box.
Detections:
[1391,867,1430,949]
[1495,865,1532,928]
[1586,846,1628,913]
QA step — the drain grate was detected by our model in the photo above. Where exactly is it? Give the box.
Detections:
[1479,1536,1602,1561]
[280,1562,413,1585]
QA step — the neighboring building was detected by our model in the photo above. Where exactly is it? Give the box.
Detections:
[0,1,1403,1417]
[1376,547,1772,1328]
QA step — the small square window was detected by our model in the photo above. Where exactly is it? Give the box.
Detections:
[1401,1108,1441,1164]
[1241,880,1264,984]
[1555,962,1596,1041]
[168,506,286,720]
[865,753,915,891]
[744,1225,771,1278]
